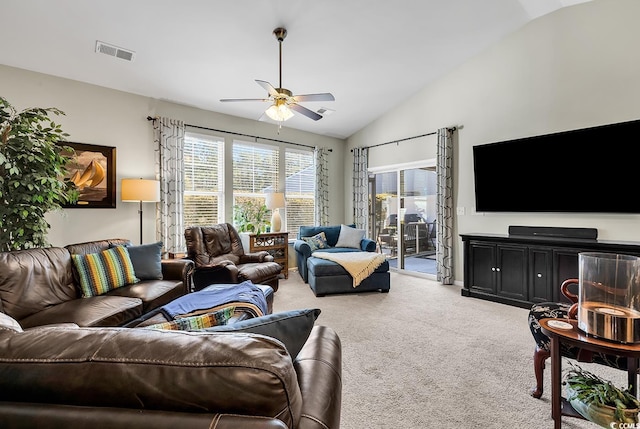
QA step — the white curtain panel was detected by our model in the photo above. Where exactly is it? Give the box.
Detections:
[314,147,329,226]
[352,147,368,230]
[153,117,185,254]
[436,127,454,284]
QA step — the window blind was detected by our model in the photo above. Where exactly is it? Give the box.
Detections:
[183,133,224,227]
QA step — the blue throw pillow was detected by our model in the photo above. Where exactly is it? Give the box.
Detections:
[201,308,321,358]
[110,241,163,280]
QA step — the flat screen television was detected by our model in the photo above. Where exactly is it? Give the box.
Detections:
[472,119,640,213]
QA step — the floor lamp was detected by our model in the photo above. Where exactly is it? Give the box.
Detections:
[266,192,285,232]
[121,178,160,244]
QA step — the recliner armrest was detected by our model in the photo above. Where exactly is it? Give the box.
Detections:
[239,251,274,264]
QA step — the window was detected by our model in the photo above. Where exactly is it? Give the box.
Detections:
[183,133,224,227]
[285,149,315,239]
[183,132,316,236]
[233,140,279,220]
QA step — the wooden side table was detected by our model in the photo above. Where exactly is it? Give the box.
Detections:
[539,318,640,429]
[248,232,289,279]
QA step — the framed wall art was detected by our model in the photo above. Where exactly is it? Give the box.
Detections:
[59,142,116,208]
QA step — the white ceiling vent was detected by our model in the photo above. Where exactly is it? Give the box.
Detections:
[317,107,335,116]
[95,41,135,62]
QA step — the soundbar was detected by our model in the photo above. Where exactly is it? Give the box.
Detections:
[508,225,598,240]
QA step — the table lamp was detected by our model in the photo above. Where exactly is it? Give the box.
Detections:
[121,178,160,244]
[265,192,285,232]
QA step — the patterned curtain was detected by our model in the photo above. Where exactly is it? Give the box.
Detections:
[153,117,185,254]
[352,147,368,230]
[436,128,454,284]
[314,147,329,226]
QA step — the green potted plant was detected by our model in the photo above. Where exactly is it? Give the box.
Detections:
[232,199,270,235]
[0,97,78,251]
[563,363,640,427]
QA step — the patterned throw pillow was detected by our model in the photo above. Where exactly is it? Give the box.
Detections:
[72,246,139,298]
[302,231,329,251]
[143,306,235,331]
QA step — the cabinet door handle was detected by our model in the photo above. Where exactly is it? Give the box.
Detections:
[496,267,501,272]
[537,273,543,278]
[491,267,496,272]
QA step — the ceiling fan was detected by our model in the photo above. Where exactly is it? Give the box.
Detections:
[220,27,335,122]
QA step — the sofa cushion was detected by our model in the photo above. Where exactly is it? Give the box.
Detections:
[105,279,185,314]
[302,232,329,251]
[308,257,389,277]
[202,308,321,358]
[72,247,139,298]
[111,241,163,280]
[335,224,365,249]
[0,247,79,321]
[0,325,304,427]
[18,295,143,328]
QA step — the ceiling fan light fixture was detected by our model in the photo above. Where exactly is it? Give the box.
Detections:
[265,99,294,122]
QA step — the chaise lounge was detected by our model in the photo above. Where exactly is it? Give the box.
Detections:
[295,224,390,296]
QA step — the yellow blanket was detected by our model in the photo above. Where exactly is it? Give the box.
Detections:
[313,251,387,287]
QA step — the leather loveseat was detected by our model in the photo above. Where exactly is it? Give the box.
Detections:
[0,310,343,429]
[0,239,193,328]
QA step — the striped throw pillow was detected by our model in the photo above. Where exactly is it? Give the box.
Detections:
[143,307,235,331]
[72,246,139,298]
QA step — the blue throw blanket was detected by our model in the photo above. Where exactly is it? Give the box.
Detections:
[161,280,268,320]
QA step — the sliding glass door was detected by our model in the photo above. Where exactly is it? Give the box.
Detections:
[369,162,436,276]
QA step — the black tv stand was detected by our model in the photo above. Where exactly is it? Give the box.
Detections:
[460,231,640,309]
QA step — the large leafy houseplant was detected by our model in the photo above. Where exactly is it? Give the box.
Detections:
[564,363,640,427]
[0,97,78,251]
[233,199,269,235]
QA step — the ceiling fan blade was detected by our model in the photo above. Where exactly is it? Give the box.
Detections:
[255,80,279,97]
[290,103,323,121]
[292,93,335,102]
[220,98,270,102]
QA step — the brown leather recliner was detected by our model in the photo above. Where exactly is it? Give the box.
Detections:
[185,224,282,292]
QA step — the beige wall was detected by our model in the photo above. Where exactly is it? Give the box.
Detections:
[0,65,345,247]
[347,0,640,283]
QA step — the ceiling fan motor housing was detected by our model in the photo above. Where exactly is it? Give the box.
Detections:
[273,27,287,42]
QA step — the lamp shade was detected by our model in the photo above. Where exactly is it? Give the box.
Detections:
[121,179,160,202]
[265,101,294,122]
[265,192,285,210]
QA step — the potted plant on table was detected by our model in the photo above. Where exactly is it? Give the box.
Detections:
[0,97,78,251]
[563,362,640,427]
[233,199,270,251]
[233,199,270,235]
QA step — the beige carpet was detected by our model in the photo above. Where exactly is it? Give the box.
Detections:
[274,270,626,429]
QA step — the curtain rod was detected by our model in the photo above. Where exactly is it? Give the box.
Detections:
[146,116,331,152]
[350,126,459,152]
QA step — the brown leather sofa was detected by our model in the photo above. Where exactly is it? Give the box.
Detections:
[185,224,283,292]
[0,311,342,429]
[0,239,193,328]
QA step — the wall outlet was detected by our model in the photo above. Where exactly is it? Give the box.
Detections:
[456,207,466,216]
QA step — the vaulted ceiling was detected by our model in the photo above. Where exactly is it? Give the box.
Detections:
[1,0,590,139]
